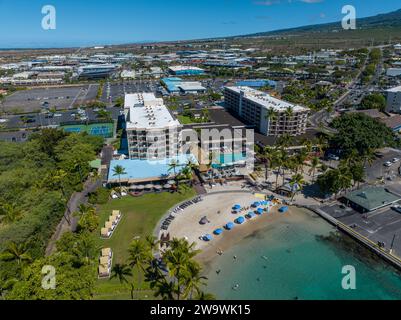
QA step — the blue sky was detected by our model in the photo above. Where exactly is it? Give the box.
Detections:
[0,0,400,48]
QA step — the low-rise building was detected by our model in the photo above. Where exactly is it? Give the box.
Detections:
[168,65,205,76]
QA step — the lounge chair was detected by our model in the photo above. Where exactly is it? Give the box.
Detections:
[100,256,110,267]
[105,221,113,231]
[101,248,112,258]
[101,228,110,238]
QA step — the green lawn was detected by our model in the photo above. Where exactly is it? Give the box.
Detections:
[93,186,197,300]
[177,115,194,124]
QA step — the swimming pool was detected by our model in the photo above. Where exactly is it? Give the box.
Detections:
[212,153,248,168]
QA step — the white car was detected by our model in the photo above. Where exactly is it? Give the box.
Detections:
[392,158,400,163]
[384,161,393,167]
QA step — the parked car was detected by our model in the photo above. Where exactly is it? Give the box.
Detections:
[391,205,401,214]
[327,154,339,161]
[384,161,393,167]
[392,158,400,163]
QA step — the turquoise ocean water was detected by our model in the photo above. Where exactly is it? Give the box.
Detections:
[204,210,401,300]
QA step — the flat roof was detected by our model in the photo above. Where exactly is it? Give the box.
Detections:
[225,86,308,112]
[169,66,204,72]
[178,82,206,91]
[125,93,180,130]
[344,186,401,211]
[108,154,197,183]
[387,85,401,93]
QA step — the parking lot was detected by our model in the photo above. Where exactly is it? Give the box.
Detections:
[100,80,159,104]
[0,107,123,130]
[322,201,401,257]
[0,84,99,113]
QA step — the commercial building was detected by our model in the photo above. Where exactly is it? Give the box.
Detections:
[343,186,401,213]
[386,68,401,77]
[161,78,206,95]
[224,86,309,137]
[78,64,118,79]
[124,93,182,160]
[386,86,401,113]
[168,66,205,76]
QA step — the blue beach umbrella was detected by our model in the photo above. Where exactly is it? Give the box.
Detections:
[235,216,245,224]
[279,206,289,213]
[257,208,264,215]
[252,202,260,208]
[233,204,241,210]
[225,222,235,230]
[246,212,256,219]
[214,228,223,235]
[203,234,213,241]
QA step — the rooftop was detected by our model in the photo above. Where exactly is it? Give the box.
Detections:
[387,85,401,93]
[125,93,181,130]
[225,86,308,112]
[169,66,204,72]
[344,186,401,212]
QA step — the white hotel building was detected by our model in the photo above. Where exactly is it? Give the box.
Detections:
[224,86,310,137]
[124,93,182,160]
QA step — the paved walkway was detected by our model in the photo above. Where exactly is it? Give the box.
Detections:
[45,178,102,256]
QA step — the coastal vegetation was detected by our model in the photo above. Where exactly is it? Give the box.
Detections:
[0,129,103,299]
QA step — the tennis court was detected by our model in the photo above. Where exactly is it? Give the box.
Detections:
[61,122,114,138]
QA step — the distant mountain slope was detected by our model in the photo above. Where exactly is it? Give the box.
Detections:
[241,8,401,37]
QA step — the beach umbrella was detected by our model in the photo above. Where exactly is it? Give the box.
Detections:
[199,216,209,225]
[233,204,241,210]
[163,184,172,189]
[279,206,289,213]
[225,222,234,230]
[145,184,154,189]
[214,228,223,235]
[136,185,145,190]
[257,208,264,215]
[252,201,261,207]
[246,212,256,219]
[168,180,176,185]
[129,185,138,191]
[235,216,245,224]
[203,234,213,241]
[154,185,162,190]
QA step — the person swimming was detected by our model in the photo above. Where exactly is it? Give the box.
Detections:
[232,284,240,290]
[262,255,268,260]
[233,255,237,260]
[216,269,221,275]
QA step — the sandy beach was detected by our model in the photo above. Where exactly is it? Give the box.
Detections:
[164,191,312,264]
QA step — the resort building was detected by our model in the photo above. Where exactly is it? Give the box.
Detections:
[386,86,401,113]
[161,77,206,95]
[224,86,310,137]
[124,93,182,160]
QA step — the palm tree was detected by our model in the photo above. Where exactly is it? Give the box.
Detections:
[128,239,152,299]
[362,148,376,168]
[265,108,278,136]
[182,261,208,300]
[284,106,294,131]
[309,156,320,182]
[168,159,180,190]
[289,173,305,202]
[112,165,127,189]
[145,235,159,253]
[73,204,95,220]
[0,242,32,266]
[110,263,134,299]
[0,203,22,224]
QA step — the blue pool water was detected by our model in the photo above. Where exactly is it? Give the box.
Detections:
[212,153,248,168]
[204,209,401,300]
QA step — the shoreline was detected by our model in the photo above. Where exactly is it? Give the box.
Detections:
[196,206,313,265]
